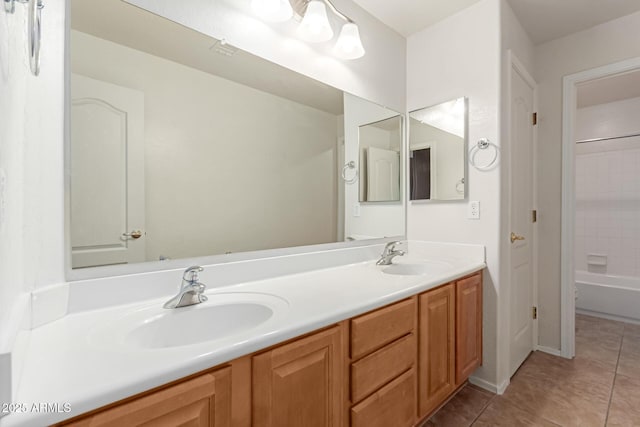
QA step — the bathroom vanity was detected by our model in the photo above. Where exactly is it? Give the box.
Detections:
[54,269,482,427]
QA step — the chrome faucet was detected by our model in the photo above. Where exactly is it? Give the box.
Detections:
[163,266,208,309]
[376,241,405,266]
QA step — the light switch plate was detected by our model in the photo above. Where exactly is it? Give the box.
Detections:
[353,204,361,217]
[468,200,480,219]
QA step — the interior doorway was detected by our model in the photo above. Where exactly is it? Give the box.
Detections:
[561,56,640,359]
[507,51,538,377]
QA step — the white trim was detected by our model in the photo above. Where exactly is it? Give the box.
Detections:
[505,50,538,376]
[576,309,640,326]
[469,376,509,395]
[560,56,640,360]
[536,345,563,357]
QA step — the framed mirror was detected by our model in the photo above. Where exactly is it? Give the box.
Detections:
[409,97,467,201]
[358,116,403,203]
[68,0,405,272]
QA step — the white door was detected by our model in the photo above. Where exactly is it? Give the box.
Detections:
[367,147,400,201]
[509,60,536,376]
[70,74,146,268]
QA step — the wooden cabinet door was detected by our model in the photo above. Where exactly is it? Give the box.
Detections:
[64,367,231,427]
[418,283,455,417]
[456,273,483,384]
[252,326,343,427]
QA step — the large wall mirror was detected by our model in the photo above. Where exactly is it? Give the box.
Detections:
[409,98,467,201]
[68,0,405,270]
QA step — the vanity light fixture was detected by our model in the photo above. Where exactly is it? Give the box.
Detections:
[251,0,293,23]
[252,0,366,60]
[297,0,333,42]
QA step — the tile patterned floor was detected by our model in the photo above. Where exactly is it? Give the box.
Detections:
[422,314,640,427]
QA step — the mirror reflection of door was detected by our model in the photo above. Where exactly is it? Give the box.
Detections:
[409,98,467,201]
[358,115,402,202]
[410,147,431,200]
[70,74,146,268]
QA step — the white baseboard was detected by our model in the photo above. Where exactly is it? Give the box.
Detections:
[536,345,564,357]
[469,376,509,395]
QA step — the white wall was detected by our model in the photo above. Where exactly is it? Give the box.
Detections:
[71,31,339,261]
[407,0,502,389]
[0,0,66,409]
[575,97,640,278]
[127,0,406,113]
[344,93,405,239]
[535,10,640,349]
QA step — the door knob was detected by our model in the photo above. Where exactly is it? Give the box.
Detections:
[122,230,143,240]
[510,232,525,243]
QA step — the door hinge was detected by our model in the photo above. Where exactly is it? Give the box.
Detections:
[532,112,538,125]
[533,306,538,320]
[532,210,537,223]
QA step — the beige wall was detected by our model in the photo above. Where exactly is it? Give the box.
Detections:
[71,30,339,260]
[535,11,640,349]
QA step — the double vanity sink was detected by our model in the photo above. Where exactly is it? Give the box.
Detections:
[96,257,455,352]
[3,241,484,427]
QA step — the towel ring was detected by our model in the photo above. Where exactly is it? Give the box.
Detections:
[341,161,358,184]
[469,138,499,171]
[4,0,44,76]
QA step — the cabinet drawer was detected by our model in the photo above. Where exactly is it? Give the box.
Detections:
[351,298,415,359]
[351,333,415,403]
[350,368,416,427]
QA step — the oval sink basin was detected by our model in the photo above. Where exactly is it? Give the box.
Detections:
[129,303,273,349]
[90,292,289,350]
[381,261,452,276]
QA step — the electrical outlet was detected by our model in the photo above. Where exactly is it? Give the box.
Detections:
[353,204,361,217]
[468,200,480,219]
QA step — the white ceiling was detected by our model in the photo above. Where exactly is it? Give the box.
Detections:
[353,0,640,44]
[352,0,482,37]
[577,69,640,108]
[506,0,640,45]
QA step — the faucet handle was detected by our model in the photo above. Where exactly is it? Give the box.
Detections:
[385,241,402,251]
[183,265,204,282]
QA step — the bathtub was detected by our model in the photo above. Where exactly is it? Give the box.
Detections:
[575,271,640,324]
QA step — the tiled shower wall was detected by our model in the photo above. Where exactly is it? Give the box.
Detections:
[575,97,640,277]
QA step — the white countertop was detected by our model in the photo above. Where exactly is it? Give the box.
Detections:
[1,241,485,426]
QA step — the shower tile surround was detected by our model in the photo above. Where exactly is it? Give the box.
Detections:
[0,241,485,426]
[574,97,640,278]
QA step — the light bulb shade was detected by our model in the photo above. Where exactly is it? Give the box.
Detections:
[334,23,365,59]
[297,1,334,43]
[251,0,293,23]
